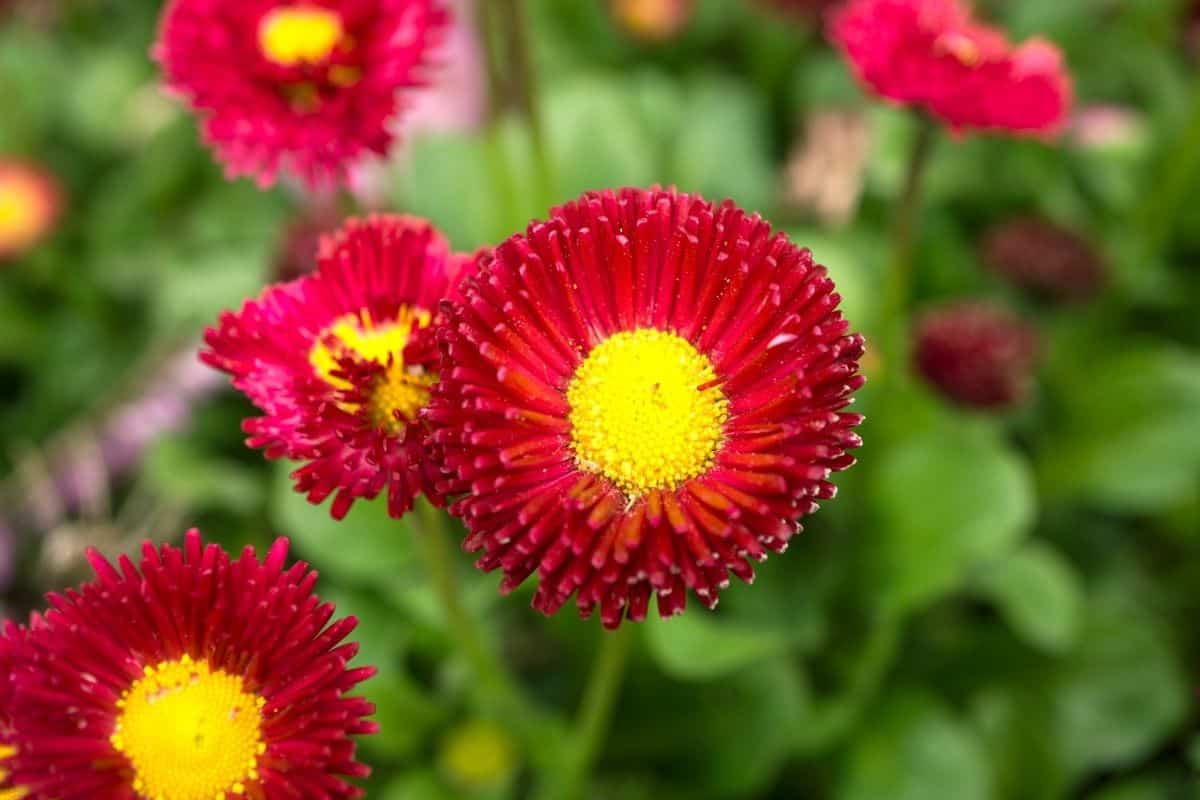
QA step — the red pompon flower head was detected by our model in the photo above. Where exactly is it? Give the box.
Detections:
[204,214,461,519]
[914,300,1038,410]
[829,0,1072,136]
[0,161,61,263]
[0,530,377,800]
[155,0,448,188]
[427,188,865,629]
[981,216,1106,304]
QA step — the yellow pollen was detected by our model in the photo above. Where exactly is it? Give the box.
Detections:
[0,744,25,800]
[259,5,345,67]
[935,32,982,67]
[110,656,266,800]
[567,329,728,497]
[309,307,435,433]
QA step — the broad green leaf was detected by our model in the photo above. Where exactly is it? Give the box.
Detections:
[839,691,990,800]
[868,424,1037,613]
[643,610,797,681]
[974,542,1084,654]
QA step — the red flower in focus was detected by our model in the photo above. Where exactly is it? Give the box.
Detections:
[914,301,1038,410]
[155,0,448,188]
[0,530,376,800]
[427,188,865,628]
[829,0,1072,136]
[0,161,61,262]
[981,216,1106,303]
[204,215,462,519]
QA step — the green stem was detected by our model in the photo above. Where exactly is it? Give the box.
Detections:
[877,116,938,386]
[1139,80,1200,253]
[413,498,517,709]
[540,626,634,800]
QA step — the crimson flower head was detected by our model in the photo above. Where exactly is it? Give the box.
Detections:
[829,0,1072,136]
[427,188,865,629]
[0,530,376,800]
[204,214,462,519]
[981,216,1106,303]
[0,161,61,262]
[155,0,448,188]
[914,300,1038,410]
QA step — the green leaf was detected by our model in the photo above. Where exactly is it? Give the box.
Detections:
[642,610,797,681]
[838,691,990,800]
[1038,343,1200,513]
[974,542,1084,654]
[867,423,1037,614]
[270,461,418,586]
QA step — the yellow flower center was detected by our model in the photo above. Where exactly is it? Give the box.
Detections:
[935,32,982,67]
[309,307,436,433]
[259,5,345,67]
[567,329,728,497]
[0,744,27,800]
[0,175,46,252]
[110,656,266,800]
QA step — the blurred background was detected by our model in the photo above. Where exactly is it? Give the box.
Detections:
[1,0,1199,798]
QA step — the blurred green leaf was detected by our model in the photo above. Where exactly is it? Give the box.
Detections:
[1038,343,1200,513]
[642,611,796,681]
[867,423,1037,614]
[973,541,1084,654]
[839,691,990,800]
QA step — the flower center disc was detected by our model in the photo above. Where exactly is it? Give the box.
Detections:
[110,656,265,800]
[0,743,26,800]
[567,329,728,497]
[309,307,435,433]
[0,177,45,251]
[259,5,345,67]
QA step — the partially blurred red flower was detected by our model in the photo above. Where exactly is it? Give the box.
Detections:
[981,216,1106,303]
[0,530,376,800]
[428,188,865,628]
[0,161,61,262]
[155,0,448,188]
[829,0,1071,136]
[609,0,693,42]
[204,215,462,519]
[914,301,1038,410]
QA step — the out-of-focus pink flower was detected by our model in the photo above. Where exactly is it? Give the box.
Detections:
[829,0,1072,137]
[781,107,871,227]
[1069,105,1147,151]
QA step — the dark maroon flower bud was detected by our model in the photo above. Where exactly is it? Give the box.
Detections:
[914,301,1038,411]
[981,217,1106,303]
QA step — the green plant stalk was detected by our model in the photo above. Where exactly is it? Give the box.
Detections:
[413,497,521,711]
[538,625,635,800]
[1139,79,1200,253]
[877,116,938,388]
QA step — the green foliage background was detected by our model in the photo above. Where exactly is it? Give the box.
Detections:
[2,0,1199,798]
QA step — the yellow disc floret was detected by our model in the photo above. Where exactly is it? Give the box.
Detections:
[259,6,345,67]
[0,174,47,254]
[0,743,27,800]
[567,329,728,497]
[110,656,266,800]
[309,307,436,433]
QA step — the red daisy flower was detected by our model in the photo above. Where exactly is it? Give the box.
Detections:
[913,300,1038,410]
[155,0,448,188]
[426,188,865,629]
[829,0,1072,136]
[980,216,1106,304]
[203,214,462,519]
[0,530,376,800]
[0,161,61,263]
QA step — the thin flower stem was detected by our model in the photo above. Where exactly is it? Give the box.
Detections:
[878,116,938,386]
[412,497,519,710]
[541,625,635,800]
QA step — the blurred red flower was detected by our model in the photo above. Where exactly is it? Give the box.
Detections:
[427,188,865,628]
[829,0,1072,136]
[155,0,447,188]
[981,216,1106,303]
[914,301,1038,410]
